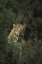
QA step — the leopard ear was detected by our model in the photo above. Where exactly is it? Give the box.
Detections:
[13,24,16,27]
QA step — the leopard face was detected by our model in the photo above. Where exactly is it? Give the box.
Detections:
[8,24,26,43]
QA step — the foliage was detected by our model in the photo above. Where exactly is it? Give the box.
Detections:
[0,0,42,64]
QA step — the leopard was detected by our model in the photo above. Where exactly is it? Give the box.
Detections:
[8,24,26,43]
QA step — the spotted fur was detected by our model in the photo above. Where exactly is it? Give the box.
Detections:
[8,24,26,43]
